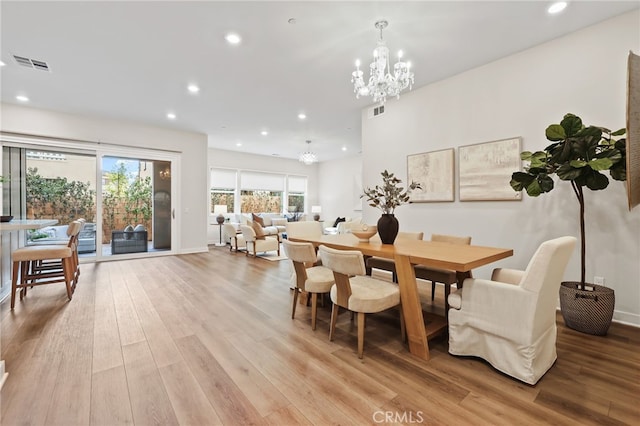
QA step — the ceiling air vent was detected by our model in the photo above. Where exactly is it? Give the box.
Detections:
[367,104,385,118]
[12,54,50,72]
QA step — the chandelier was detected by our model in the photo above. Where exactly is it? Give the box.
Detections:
[351,20,414,104]
[299,140,318,165]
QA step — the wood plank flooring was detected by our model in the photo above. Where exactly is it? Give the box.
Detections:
[1,247,639,425]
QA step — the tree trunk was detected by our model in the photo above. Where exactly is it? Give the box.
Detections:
[574,183,586,290]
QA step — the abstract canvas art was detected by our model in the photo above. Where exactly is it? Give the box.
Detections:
[407,148,455,202]
[459,137,522,201]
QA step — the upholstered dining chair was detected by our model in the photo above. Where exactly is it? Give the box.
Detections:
[447,236,576,385]
[318,245,403,359]
[414,234,472,311]
[240,225,280,258]
[223,223,245,252]
[282,240,335,330]
[365,231,424,281]
[11,220,83,309]
[285,220,323,239]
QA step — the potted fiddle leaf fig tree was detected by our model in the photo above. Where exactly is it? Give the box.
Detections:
[510,113,626,335]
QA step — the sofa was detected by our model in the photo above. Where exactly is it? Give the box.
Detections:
[111,225,148,254]
[28,223,97,253]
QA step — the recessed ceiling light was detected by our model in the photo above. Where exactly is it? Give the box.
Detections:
[16,95,29,102]
[261,130,268,136]
[342,146,347,151]
[187,84,200,93]
[548,1,567,14]
[167,113,176,120]
[0,61,5,67]
[288,18,296,25]
[225,33,241,45]
[236,142,242,147]
[298,113,307,120]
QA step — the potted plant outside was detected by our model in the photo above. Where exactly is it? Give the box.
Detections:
[362,170,421,244]
[510,113,626,335]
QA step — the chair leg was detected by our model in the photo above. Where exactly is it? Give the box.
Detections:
[399,304,406,343]
[291,288,299,319]
[431,281,436,300]
[445,283,452,318]
[20,262,28,300]
[329,304,339,341]
[311,293,318,330]
[11,261,19,309]
[357,312,365,359]
[63,257,74,301]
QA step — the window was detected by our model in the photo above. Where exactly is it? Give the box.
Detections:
[240,190,282,213]
[287,175,306,213]
[210,168,237,213]
[240,171,284,213]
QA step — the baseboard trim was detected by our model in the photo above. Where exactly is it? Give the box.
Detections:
[179,247,209,255]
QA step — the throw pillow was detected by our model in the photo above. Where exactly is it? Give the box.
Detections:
[252,213,265,227]
[123,224,134,240]
[133,224,146,240]
[332,217,346,228]
[250,220,266,240]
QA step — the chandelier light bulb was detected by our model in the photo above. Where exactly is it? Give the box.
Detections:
[355,59,361,68]
[398,50,403,59]
[407,61,412,69]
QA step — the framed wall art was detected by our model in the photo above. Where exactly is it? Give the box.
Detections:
[407,148,455,202]
[458,137,522,201]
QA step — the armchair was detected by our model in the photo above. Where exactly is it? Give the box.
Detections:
[447,236,576,384]
[240,225,280,258]
[223,223,245,252]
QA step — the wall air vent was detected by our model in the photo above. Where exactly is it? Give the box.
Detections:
[12,55,50,72]
[367,104,385,118]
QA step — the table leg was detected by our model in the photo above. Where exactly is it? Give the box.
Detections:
[394,254,429,360]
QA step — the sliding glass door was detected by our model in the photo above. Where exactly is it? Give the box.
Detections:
[1,137,177,261]
[101,156,172,257]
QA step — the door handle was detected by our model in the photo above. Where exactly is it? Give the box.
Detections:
[172,208,175,219]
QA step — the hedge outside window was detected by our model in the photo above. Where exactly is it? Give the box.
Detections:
[210,188,234,213]
[240,190,282,213]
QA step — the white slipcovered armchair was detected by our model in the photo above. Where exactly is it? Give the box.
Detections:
[447,236,576,385]
[240,225,280,258]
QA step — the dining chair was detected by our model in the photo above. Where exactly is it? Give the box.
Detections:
[318,245,403,359]
[10,220,83,309]
[282,240,335,330]
[447,236,576,384]
[365,231,424,281]
[414,234,472,311]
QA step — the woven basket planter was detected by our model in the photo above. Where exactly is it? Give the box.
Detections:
[559,281,615,336]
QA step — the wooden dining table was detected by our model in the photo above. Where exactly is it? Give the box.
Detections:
[289,233,513,360]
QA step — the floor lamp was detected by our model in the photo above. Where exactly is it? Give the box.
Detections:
[213,205,227,246]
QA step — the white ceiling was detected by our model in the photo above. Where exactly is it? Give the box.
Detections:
[1,1,638,162]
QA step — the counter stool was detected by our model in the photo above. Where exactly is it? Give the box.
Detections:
[10,221,82,309]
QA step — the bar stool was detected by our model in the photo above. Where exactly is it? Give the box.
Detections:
[10,221,82,309]
[31,218,84,283]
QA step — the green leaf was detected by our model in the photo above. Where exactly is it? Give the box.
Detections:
[612,128,626,136]
[560,114,583,137]
[585,171,609,191]
[556,163,582,181]
[570,160,587,168]
[546,124,566,141]
[610,164,626,181]
[587,158,613,171]
[520,151,533,160]
[538,175,554,193]
[525,179,542,197]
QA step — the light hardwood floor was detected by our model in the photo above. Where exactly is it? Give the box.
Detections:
[1,247,638,425]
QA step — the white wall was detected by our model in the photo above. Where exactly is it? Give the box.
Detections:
[359,11,640,325]
[0,103,209,253]
[318,154,363,223]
